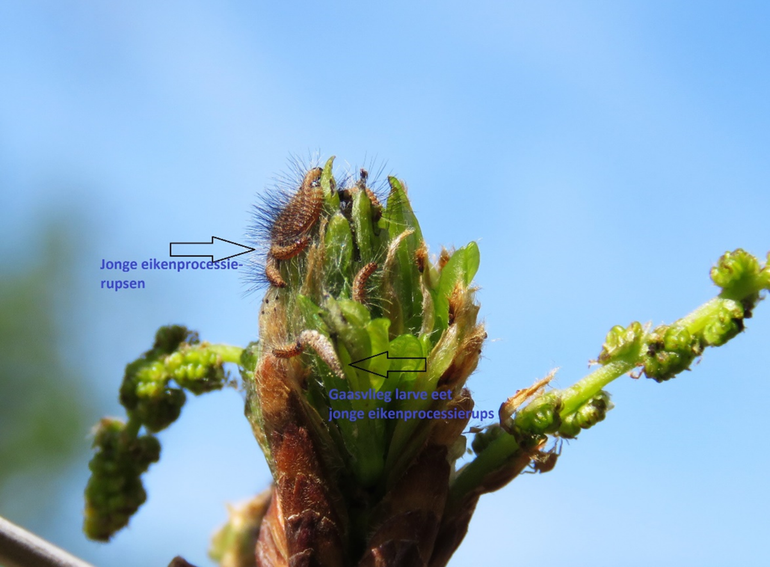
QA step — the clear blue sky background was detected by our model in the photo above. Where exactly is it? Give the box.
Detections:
[1,1,769,566]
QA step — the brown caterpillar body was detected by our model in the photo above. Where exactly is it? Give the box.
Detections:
[269,168,323,252]
[364,187,381,210]
[352,262,378,303]
[263,167,324,287]
[273,340,303,358]
[365,187,383,222]
[270,233,312,261]
[265,256,287,288]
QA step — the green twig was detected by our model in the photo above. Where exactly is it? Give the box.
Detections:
[451,249,770,505]
[207,344,244,365]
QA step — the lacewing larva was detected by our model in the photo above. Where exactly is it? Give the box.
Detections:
[271,330,345,379]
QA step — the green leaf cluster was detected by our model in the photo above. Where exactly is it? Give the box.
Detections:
[83,325,239,540]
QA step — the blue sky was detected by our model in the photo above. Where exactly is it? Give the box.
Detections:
[1,1,769,566]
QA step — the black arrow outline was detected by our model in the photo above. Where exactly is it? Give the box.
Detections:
[348,351,427,379]
[169,236,255,263]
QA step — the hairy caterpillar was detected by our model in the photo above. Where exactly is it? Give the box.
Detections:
[268,168,323,260]
[264,256,287,288]
[352,262,378,303]
[247,165,323,290]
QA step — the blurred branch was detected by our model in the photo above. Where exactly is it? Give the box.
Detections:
[0,515,95,567]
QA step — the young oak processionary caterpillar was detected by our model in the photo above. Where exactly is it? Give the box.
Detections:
[261,167,324,287]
